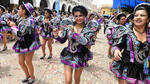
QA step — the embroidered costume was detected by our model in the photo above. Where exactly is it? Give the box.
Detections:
[11,16,41,53]
[110,27,150,83]
[0,13,9,32]
[39,17,53,39]
[54,20,98,68]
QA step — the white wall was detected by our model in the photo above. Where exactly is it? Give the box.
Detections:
[10,0,19,4]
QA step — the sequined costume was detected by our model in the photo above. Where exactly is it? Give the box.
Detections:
[11,16,41,53]
[110,27,150,83]
[0,13,9,32]
[54,20,98,68]
[39,17,53,39]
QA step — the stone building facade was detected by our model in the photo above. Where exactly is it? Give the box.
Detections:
[0,0,94,13]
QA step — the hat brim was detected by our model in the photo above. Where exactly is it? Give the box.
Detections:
[44,8,52,14]
[22,2,32,15]
[0,5,5,13]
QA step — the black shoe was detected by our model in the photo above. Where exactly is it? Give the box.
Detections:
[22,76,30,83]
[47,56,52,59]
[40,55,45,59]
[28,78,35,84]
[2,47,7,51]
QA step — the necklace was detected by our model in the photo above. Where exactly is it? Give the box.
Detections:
[134,28,146,35]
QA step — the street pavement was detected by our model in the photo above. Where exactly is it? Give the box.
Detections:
[0,27,117,84]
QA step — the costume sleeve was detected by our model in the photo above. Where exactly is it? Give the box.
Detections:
[71,30,95,45]
[111,28,128,55]
[0,15,8,25]
[55,28,68,43]
[51,17,61,29]
[72,20,98,45]
[60,18,73,28]
[11,18,34,37]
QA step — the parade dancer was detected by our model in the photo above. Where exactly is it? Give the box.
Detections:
[36,10,44,34]
[8,2,40,84]
[93,14,101,41]
[53,5,98,84]
[104,12,117,34]
[106,13,127,59]
[126,14,134,28]
[0,5,9,51]
[111,3,150,84]
[39,8,53,59]
[69,12,74,21]
[52,9,57,19]
[9,8,18,41]
[105,12,118,58]
[116,13,126,26]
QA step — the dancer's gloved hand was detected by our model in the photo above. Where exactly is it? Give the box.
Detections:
[113,49,122,61]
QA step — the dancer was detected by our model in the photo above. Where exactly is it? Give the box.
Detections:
[53,5,98,84]
[0,5,9,51]
[111,3,150,84]
[105,12,118,58]
[39,8,53,59]
[8,2,40,84]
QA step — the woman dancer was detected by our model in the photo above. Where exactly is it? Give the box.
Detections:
[40,8,53,59]
[8,2,40,84]
[0,5,9,51]
[53,5,98,84]
[116,13,126,26]
[111,3,150,84]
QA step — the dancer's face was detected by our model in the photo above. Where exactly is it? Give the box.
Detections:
[12,10,16,15]
[53,11,57,16]
[18,6,26,17]
[32,12,36,17]
[134,10,149,27]
[74,11,85,24]
[119,16,126,25]
[44,11,50,18]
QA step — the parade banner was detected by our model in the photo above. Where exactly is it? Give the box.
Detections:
[55,0,60,16]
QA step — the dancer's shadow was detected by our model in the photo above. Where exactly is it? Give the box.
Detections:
[0,66,10,78]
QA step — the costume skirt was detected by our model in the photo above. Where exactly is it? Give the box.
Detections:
[0,26,10,32]
[110,61,150,84]
[60,46,93,69]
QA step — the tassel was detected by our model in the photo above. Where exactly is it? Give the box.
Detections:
[144,57,150,75]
